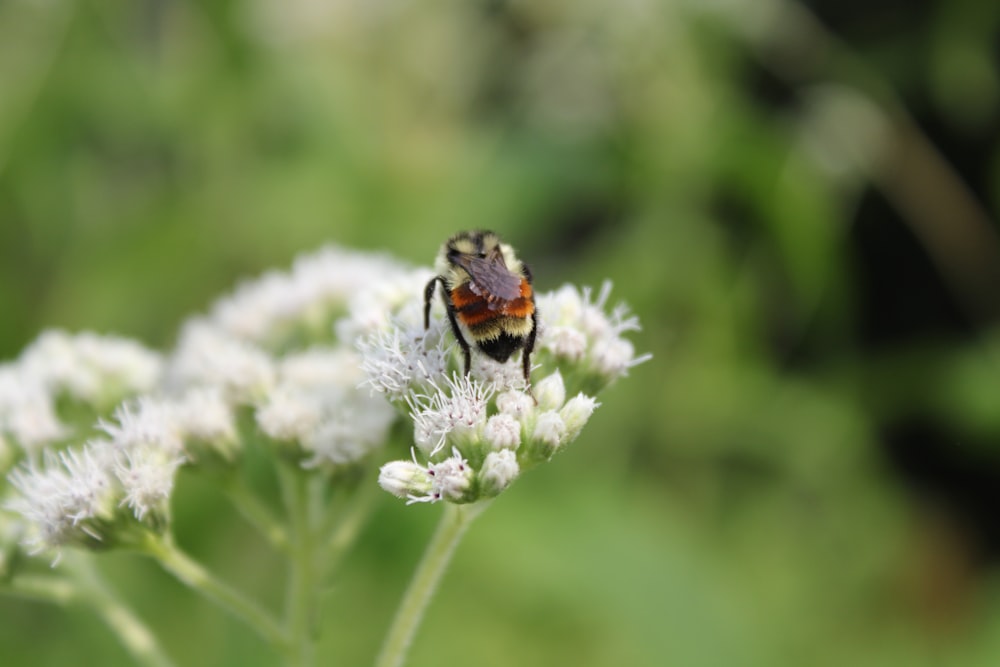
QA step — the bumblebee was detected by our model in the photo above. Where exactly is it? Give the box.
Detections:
[424,230,537,385]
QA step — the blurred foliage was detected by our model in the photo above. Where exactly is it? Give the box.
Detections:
[2,0,1000,665]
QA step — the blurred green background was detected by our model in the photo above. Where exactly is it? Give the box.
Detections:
[3,0,1000,665]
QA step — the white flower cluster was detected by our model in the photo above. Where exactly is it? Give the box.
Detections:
[20,330,163,406]
[2,242,647,558]
[256,349,396,468]
[378,369,599,504]
[5,390,237,560]
[3,244,420,563]
[205,245,428,347]
[0,331,163,458]
[370,280,645,506]
[536,281,652,385]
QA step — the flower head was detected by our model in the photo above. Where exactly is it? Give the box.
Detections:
[368,276,646,506]
[407,374,494,456]
[19,330,162,408]
[256,348,397,468]
[0,365,68,457]
[166,321,276,404]
[536,282,651,391]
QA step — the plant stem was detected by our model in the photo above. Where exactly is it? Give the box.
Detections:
[320,468,380,576]
[224,475,289,552]
[2,573,77,605]
[3,556,175,667]
[375,501,490,667]
[67,555,177,667]
[278,462,319,667]
[141,533,287,650]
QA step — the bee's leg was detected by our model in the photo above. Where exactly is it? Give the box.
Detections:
[523,309,538,400]
[423,276,441,330]
[441,283,473,374]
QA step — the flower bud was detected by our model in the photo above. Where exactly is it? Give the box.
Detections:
[532,371,566,412]
[378,460,432,499]
[496,390,534,421]
[483,413,521,451]
[560,394,598,441]
[531,410,567,458]
[480,450,519,497]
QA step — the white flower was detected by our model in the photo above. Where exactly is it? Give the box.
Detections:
[19,330,163,405]
[560,394,599,441]
[379,448,473,505]
[535,282,651,383]
[379,458,433,499]
[256,386,324,443]
[166,321,276,403]
[541,326,588,361]
[256,347,397,467]
[470,355,529,392]
[0,365,68,455]
[414,448,473,504]
[532,371,566,412]
[335,267,434,342]
[300,391,395,468]
[98,399,185,457]
[208,246,415,345]
[280,348,365,388]
[114,445,184,522]
[532,411,567,450]
[483,413,521,451]
[358,319,452,401]
[408,375,493,456]
[480,449,519,496]
[6,443,116,556]
[169,388,237,447]
[495,390,535,422]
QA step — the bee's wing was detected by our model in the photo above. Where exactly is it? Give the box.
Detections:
[458,252,522,302]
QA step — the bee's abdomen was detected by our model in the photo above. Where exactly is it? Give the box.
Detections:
[477,332,526,363]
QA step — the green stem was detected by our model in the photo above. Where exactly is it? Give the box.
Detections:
[375,501,490,667]
[2,557,175,667]
[141,533,287,650]
[224,475,289,552]
[2,573,77,605]
[65,554,177,667]
[278,462,319,667]
[320,468,380,576]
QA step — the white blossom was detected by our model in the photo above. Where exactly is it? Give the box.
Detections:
[256,348,397,467]
[532,371,566,412]
[300,391,395,468]
[379,458,433,499]
[483,413,521,451]
[480,449,519,496]
[406,448,473,504]
[532,411,567,450]
[495,390,535,422]
[114,445,184,522]
[358,320,452,401]
[208,246,414,345]
[335,267,434,342]
[167,321,276,403]
[6,443,116,557]
[407,375,493,456]
[560,394,599,441]
[169,388,238,447]
[98,399,185,457]
[19,330,162,404]
[0,365,68,455]
[535,282,651,382]
[379,448,474,505]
